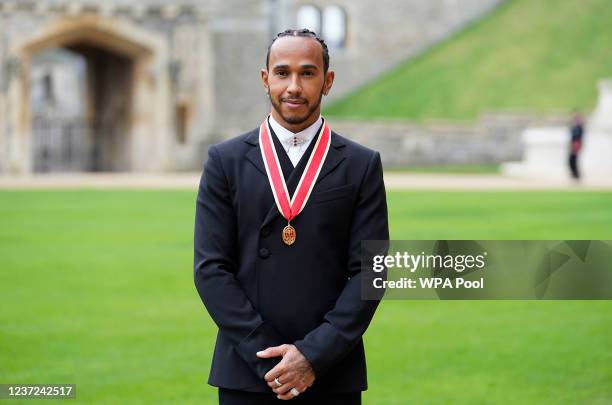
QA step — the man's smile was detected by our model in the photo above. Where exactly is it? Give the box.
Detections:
[282,98,307,108]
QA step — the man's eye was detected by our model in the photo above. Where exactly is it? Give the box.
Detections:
[303,71,314,76]
[277,71,288,77]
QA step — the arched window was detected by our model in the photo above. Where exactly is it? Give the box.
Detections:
[296,5,321,36]
[322,5,347,49]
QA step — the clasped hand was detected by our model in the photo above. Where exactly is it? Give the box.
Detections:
[256,344,315,400]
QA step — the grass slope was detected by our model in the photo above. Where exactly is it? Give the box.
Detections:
[325,0,612,121]
[0,190,611,404]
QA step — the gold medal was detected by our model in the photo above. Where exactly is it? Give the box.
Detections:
[282,223,296,246]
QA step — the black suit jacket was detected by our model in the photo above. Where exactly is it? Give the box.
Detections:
[193,124,389,394]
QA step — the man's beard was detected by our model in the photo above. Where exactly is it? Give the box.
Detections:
[270,90,324,125]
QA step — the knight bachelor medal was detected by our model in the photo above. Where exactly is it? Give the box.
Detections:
[282,223,296,246]
[259,115,331,246]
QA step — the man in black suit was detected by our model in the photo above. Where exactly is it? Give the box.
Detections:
[568,113,584,180]
[194,29,389,404]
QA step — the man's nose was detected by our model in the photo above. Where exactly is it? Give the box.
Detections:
[287,74,302,94]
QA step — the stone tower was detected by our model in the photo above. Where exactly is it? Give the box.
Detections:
[0,0,502,173]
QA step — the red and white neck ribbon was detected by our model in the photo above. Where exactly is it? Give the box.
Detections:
[259,116,331,222]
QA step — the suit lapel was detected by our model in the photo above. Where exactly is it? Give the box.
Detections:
[315,132,346,186]
[245,131,266,176]
[245,128,347,230]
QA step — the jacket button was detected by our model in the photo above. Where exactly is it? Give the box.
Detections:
[261,227,270,237]
[259,248,270,258]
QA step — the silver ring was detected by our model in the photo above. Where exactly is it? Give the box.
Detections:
[290,388,300,397]
[274,377,282,387]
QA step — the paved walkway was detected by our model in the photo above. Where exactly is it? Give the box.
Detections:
[1,172,611,190]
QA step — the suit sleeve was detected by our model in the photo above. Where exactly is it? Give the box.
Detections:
[293,151,389,377]
[194,145,284,380]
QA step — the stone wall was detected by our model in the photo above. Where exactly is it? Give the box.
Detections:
[0,0,212,173]
[329,113,570,167]
[0,0,522,173]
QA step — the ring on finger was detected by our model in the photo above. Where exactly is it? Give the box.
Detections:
[290,388,300,397]
[274,377,282,387]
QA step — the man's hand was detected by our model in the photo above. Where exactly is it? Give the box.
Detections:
[256,344,315,400]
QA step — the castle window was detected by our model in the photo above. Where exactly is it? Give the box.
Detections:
[297,5,322,36]
[322,5,347,49]
[175,103,189,144]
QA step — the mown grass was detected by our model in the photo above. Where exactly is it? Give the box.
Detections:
[325,0,612,121]
[0,190,610,404]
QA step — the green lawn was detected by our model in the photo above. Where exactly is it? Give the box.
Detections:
[325,0,612,120]
[0,190,610,404]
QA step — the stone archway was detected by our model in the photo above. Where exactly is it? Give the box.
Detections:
[10,15,171,172]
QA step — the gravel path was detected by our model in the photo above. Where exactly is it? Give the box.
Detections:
[1,172,611,191]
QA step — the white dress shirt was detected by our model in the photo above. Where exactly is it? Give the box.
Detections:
[268,114,323,167]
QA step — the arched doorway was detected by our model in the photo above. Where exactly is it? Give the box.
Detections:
[14,16,170,173]
[31,44,133,172]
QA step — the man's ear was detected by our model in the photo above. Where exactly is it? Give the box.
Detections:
[323,70,335,96]
[261,68,270,94]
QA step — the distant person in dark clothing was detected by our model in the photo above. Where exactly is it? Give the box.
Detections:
[569,113,584,180]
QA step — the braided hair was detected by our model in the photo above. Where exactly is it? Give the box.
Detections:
[266,29,330,73]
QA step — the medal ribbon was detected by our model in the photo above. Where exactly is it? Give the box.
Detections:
[259,116,331,222]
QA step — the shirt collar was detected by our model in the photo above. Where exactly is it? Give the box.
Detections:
[268,114,323,148]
